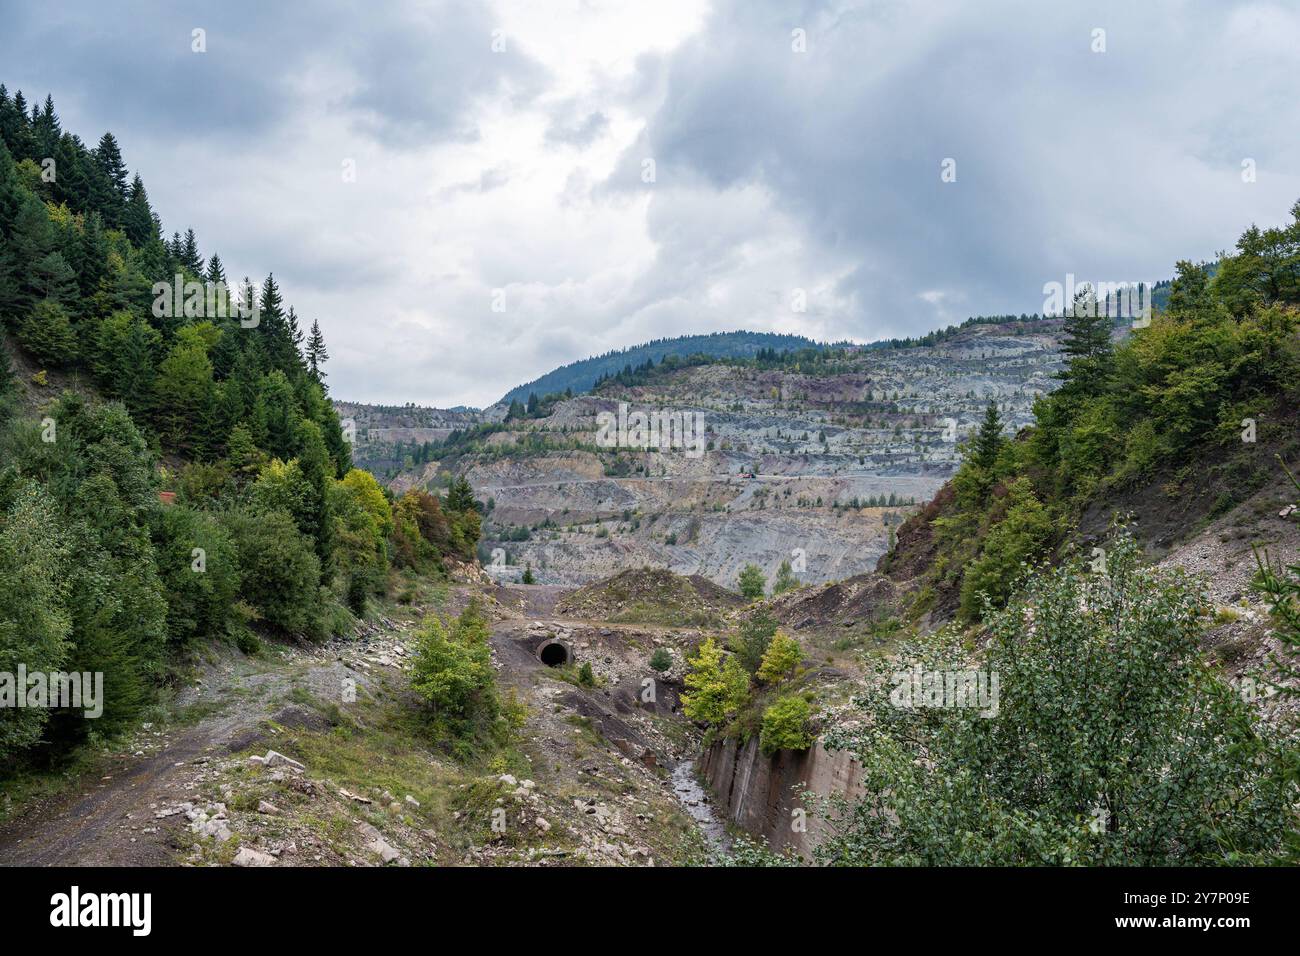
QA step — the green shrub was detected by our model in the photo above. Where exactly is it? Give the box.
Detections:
[958,478,1054,621]
[223,508,324,638]
[649,647,673,672]
[411,601,506,749]
[818,531,1294,866]
[759,695,814,755]
[18,299,76,366]
[682,637,749,726]
[771,559,799,594]
[0,481,72,756]
[149,504,240,645]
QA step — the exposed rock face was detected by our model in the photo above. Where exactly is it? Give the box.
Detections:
[341,320,1066,589]
[701,736,864,860]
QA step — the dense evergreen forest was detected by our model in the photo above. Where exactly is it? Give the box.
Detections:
[0,88,482,769]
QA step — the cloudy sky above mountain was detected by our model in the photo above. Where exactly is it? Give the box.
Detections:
[4,0,1298,407]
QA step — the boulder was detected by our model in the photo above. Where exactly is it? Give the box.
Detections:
[233,847,276,867]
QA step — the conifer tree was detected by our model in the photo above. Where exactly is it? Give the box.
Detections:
[1057,288,1114,397]
[32,95,61,160]
[123,174,156,246]
[181,228,203,274]
[204,253,226,286]
[286,305,304,353]
[6,90,34,158]
[258,274,300,372]
[75,211,109,299]
[0,232,19,325]
[970,400,1005,474]
[447,476,477,513]
[92,131,127,198]
[306,319,329,379]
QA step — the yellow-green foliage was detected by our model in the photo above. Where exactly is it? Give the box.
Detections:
[411,601,496,723]
[329,469,393,594]
[759,695,814,755]
[682,637,749,725]
[756,631,803,684]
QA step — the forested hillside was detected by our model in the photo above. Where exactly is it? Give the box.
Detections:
[0,88,483,771]
[498,330,827,407]
[879,203,1300,623]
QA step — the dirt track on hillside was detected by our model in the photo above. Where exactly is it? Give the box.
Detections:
[0,644,354,866]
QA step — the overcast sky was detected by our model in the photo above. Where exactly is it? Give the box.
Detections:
[3,0,1298,408]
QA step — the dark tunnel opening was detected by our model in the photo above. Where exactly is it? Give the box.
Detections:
[539,642,569,667]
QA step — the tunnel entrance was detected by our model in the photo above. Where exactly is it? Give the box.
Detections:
[538,641,569,667]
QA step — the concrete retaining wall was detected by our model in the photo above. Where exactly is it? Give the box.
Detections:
[700,735,864,859]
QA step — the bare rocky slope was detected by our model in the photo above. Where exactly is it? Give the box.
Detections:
[343,319,1067,591]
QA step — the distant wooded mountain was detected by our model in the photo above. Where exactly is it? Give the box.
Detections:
[497,331,827,406]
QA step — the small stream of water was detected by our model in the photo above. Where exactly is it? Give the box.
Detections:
[671,759,731,853]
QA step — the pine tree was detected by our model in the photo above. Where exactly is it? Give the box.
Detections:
[772,559,798,594]
[1057,288,1114,396]
[51,132,89,211]
[204,253,226,286]
[92,131,128,199]
[970,400,1005,473]
[447,476,476,513]
[286,305,304,353]
[32,95,61,161]
[89,131,128,228]
[257,274,299,372]
[75,210,109,300]
[181,228,203,274]
[4,90,35,159]
[0,232,20,326]
[123,174,156,246]
[32,250,78,306]
[9,193,54,315]
[295,417,334,580]
[306,319,329,379]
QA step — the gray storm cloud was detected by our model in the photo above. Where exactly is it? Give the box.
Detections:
[2,0,1296,407]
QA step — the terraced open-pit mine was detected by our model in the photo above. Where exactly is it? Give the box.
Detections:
[344,319,1067,590]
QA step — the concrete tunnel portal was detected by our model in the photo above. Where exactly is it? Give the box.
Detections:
[538,640,570,667]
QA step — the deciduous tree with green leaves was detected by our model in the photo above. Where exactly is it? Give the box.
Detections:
[818,532,1293,866]
[682,637,750,726]
[756,630,803,684]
